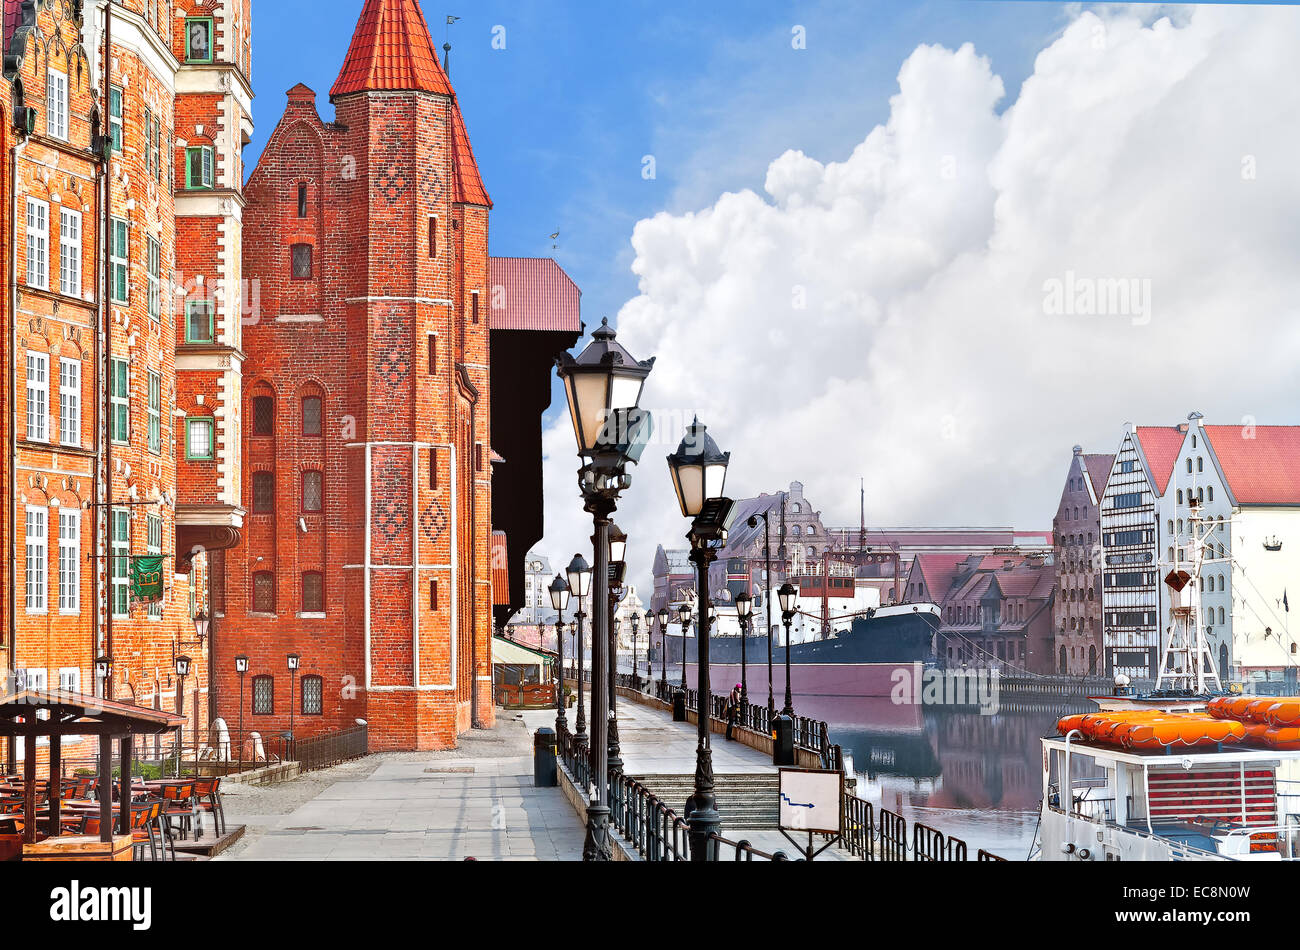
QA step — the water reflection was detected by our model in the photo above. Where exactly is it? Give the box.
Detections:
[812,695,1097,858]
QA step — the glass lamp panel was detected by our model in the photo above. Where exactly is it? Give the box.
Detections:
[672,463,704,517]
[703,461,728,502]
[563,376,585,454]
[609,373,644,413]
[572,373,610,453]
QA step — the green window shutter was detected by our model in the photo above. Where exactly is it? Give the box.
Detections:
[109,87,122,153]
[147,371,161,454]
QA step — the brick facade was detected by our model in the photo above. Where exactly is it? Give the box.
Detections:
[1,0,251,767]
[1052,446,1111,675]
[216,0,495,751]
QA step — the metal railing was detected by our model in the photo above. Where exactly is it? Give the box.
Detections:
[609,771,690,861]
[913,821,968,861]
[706,833,790,861]
[841,792,874,859]
[290,724,369,773]
[563,675,1009,862]
[647,678,832,758]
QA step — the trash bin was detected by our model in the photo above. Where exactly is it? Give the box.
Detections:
[534,727,557,787]
[772,714,795,766]
[672,688,688,722]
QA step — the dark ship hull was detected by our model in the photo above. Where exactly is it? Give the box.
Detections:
[662,604,942,698]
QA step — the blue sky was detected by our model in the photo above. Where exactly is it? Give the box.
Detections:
[248,0,1069,426]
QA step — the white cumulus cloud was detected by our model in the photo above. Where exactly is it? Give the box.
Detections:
[538,5,1300,593]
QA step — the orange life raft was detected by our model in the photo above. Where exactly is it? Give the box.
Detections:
[1064,698,1300,750]
[1056,711,1245,749]
[1207,696,1300,733]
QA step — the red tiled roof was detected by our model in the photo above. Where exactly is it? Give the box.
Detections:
[910,553,969,599]
[451,100,491,207]
[1083,453,1115,499]
[1205,425,1300,506]
[3,0,21,50]
[1134,426,1185,495]
[488,258,580,333]
[330,0,452,100]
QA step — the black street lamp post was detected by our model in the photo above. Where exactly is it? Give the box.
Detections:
[606,526,627,777]
[677,602,691,690]
[747,506,780,723]
[778,582,797,717]
[735,591,752,709]
[641,611,652,687]
[657,608,669,692]
[556,317,655,862]
[174,655,191,778]
[565,555,592,749]
[549,574,571,734]
[234,655,248,775]
[667,418,734,861]
[629,611,639,691]
[287,653,300,747]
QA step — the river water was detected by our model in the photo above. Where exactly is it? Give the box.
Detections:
[774,686,1098,859]
[621,653,1097,858]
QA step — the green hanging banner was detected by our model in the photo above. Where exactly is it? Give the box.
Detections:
[130,555,166,604]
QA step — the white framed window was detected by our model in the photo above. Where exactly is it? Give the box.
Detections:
[57,668,80,694]
[111,508,129,617]
[25,506,47,612]
[147,236,162,322]
[109,86,123,152]
[16,668,47,692]
[146,513,163,619]
[110,217,129,303]
[59,208,81,297]
[25,351,48,442]
[26,198,48,289]
[59,357,80,447]
[58,509,79,614]
[147,370,161,455]
[110,358,129,444]
[46,68,67,140]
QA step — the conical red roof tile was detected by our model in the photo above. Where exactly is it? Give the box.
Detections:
[330,0,452,100]
[451,100,491,207]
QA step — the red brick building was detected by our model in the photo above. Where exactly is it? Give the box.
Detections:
[1052,445,1112,674]
[917,552,1057,674]
[217,0,500,750]
[2,0,251,767]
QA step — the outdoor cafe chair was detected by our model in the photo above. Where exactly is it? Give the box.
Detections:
[157,781,198,842]
[128,800,169,862]
[193,776,226,837]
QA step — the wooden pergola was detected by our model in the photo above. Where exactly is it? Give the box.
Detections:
[0,690,184,848]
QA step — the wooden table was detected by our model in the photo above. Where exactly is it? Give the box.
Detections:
[22,834,133,862]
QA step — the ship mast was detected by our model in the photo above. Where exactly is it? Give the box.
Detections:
[1156,463,1222,694]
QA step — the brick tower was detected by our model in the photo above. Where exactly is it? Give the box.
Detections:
[221,0,493,750]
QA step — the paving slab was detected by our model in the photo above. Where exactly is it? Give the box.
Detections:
[216,714,587,862]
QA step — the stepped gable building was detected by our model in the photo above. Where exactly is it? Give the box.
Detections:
[1052,446,1113,674]
[1099,414,1300,684]
[2,0,251,767]
[219,0,574,751]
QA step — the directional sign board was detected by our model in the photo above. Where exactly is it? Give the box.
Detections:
[778,768,843,835]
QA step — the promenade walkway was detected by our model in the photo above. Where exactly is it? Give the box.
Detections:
[522,692,856,861]
[216,715,585,861]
